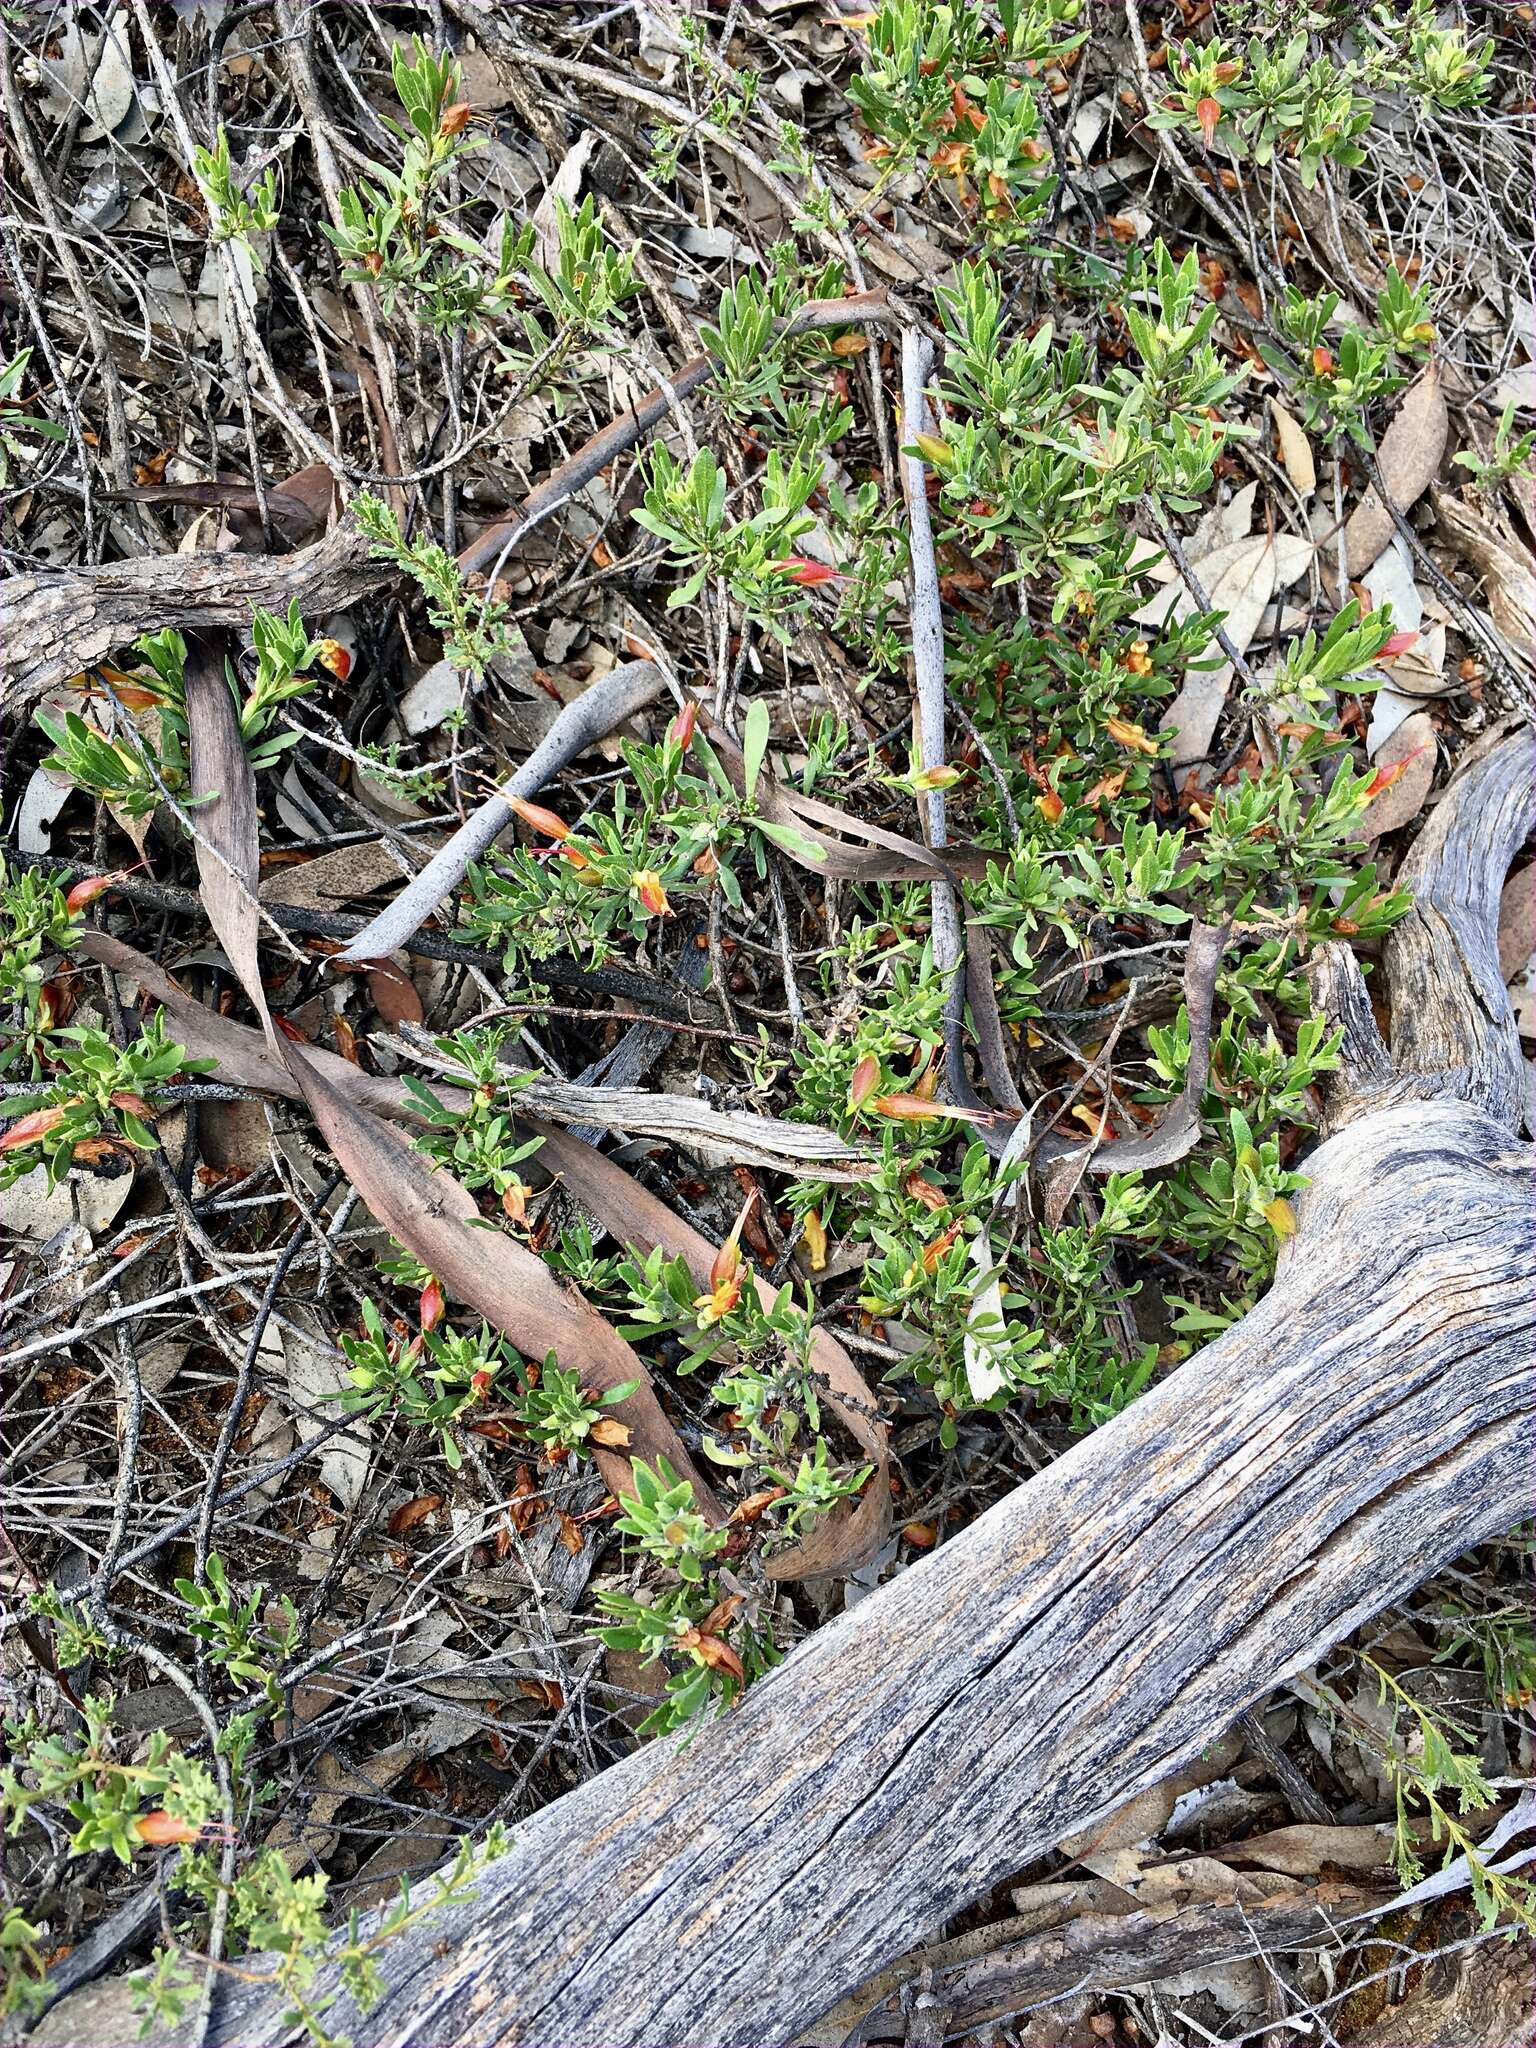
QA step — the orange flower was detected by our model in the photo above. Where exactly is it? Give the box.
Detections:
[929,138,973,186]
[1196,95,1221,148]
[1035,788,1065,824]
[1362,741,1430,804]
[676,1625,746,1682]
[314,638,352,681]
[872,1092,946,1122]
[419,1277,445,1332]
[920,1223,962,1275]
[1105,715,1159,755]
[133,1811,204,1848]
[501,1179,531,1225]
[801,1208,828,1272]
[630,870,671,917]
[1311,344,1335,377]
[903,1172,949,1212]
[97,678,163,710]
[1085,770,1128,808]
[775,556,842,586]
[507,794,572,840]
[438,101,473,137]
[695,1191,755,1327]
[1122,639,1153,677]
[1263,1198,1297,1240]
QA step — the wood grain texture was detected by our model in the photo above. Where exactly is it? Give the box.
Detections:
[1,516,390,712]
[179,738,1536,2046]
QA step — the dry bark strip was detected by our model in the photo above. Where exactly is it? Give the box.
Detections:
[851,1885,1394,2038]
[184,728,1534,2048]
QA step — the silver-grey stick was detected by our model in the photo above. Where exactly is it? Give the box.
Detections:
[336,659,666,963]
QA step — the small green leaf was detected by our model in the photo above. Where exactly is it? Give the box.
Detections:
[742,700,771,801]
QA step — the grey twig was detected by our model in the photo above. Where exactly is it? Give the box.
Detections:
[335,660,668,963]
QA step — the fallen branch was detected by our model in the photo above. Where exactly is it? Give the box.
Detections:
[0,514,388,714]
[334,659,667,963]
[171,729,1532,2047]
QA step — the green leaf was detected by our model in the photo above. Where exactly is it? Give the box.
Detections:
[742,700,771,801]
[755,818,828,864]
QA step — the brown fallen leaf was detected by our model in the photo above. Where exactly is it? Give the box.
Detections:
[102,467,334,547]
[82,934,872,1183]
[1211,1819,1397,1877]
[1158,538,1313,769]
[1035,921,1230,1199]
[367,960,425,1028]
[1271,399,1316,495]
[257,839,409,911]
[1432,489,1536,670]
[1338,365,1448,583]
[388,1494,444,1536]
[1497,865,1535,983]
[80,930,713,1517]
[277,1039,722,1518]
[182,631,277,1052]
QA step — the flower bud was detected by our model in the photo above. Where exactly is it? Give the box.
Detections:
[847,1053,881,1114]
[909,431,955,472]
[1,1105,69,1151]
[507,794,572,840]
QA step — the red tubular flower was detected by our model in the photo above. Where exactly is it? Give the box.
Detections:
[65,873,120,913]
[507,795,572,840]
[775,557,842,586]
[1,1105,70,1151]
[848,1053,881,1114]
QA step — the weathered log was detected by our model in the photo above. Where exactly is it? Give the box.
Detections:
[0,516,390,713]
[152,729,1531,2045]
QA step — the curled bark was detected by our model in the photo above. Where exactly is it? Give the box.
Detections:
[174,730,1533,2048]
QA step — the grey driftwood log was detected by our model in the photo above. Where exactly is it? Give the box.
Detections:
[158,721,1531,2048]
